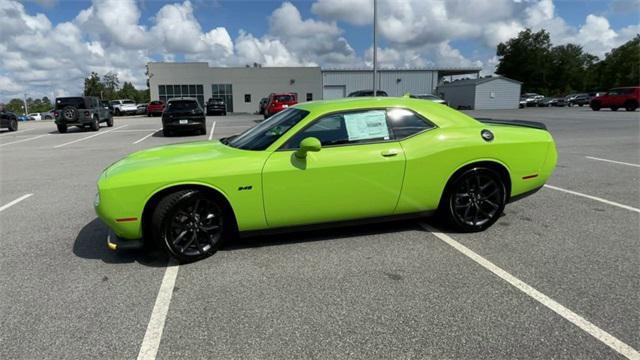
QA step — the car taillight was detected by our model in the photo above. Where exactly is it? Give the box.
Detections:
[54,111,59,117]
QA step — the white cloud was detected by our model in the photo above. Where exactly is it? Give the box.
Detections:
[311,0,373,26]
[1,0,637,102]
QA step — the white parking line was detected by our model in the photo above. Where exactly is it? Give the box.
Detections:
[133,129,162,144]
[115,129,161,133]
[0,134,50,148]
[420,224,640,360]
[0,194,33,212]
[0,128,38,135]
[208,121,216,141]
[544,185,640,213]
[137,260,179,360]
[53,125,128,148]
[586,156,640,168]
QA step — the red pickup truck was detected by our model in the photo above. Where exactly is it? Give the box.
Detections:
[590,87,639,111]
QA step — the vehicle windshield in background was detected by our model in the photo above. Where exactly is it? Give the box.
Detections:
[55,97,85,109]
[224,108,309,150]
[274,95,294,102]
[167,100,199,111]
[123,100,135,104]
[417,95,440,100]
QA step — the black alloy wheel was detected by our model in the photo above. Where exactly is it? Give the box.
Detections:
[62,106,78,121]
[442,168,506,232]
[153,190,226,262]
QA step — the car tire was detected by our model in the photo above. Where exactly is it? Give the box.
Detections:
[439,167,506,232]
[56,123,67,133]
[8,119,18,131]
[590,102,601,111]
[106,116,114,127]
[90,116,100,131]
[624,101,638,111]
[611,107,618,111]
[163,128,172,137]
[152,189,229,263]
[115,109,121,116]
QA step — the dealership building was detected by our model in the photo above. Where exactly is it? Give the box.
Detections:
[147,62,482,113]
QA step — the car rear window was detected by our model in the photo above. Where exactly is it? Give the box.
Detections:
[55,97,85,109]
[274,95,294,102]
[150,101,162,105]
[167,100,199,110]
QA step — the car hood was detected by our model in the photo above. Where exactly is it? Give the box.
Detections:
[104,141,243,179]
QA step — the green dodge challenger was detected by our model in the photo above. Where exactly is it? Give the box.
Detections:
[95,96,557,262]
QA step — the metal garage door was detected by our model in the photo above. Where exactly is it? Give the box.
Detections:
[323,86,346,100]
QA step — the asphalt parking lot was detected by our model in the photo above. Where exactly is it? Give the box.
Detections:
[1,107,638,359]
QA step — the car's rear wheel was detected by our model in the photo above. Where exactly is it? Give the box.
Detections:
[8,119,18,131]
[440,167,506,232]
[625,101,638,111]
[106,116,113,127]
[56,123,67,133]
[152,190,228,262]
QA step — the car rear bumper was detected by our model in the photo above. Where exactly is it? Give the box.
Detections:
[207,106,226,113]
[163,117,205,129]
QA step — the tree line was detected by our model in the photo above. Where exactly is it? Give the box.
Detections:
[83,71,150,104]
[2,72,150,115]
[4,97,53,115]
[496,29,639,96]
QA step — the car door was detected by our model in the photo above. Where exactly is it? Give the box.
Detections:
[262,109,406,228]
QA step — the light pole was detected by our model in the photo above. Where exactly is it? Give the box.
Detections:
[372,0,377,95]
[23,93,28,115]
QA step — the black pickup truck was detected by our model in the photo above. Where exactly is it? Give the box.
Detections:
[54,96,113,133]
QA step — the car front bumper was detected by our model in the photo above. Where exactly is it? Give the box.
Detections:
[106,229,144,250]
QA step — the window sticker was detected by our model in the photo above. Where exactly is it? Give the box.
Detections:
[344,110,389,141]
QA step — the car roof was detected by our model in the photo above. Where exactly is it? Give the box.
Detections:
[295,96,480,129]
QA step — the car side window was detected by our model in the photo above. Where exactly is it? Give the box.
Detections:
[386,108,435,139]
[283,109,390,149]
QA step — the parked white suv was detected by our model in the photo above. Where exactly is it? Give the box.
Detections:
[110,99,138,116]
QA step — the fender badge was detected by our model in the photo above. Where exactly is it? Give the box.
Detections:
[481,129,494,142]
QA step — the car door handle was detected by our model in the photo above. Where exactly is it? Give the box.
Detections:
[381,149,400,157]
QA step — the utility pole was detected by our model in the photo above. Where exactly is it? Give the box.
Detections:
[372,0,377,95]
[23,93,28,115]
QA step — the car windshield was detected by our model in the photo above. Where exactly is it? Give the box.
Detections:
[123,100,135,104]
[167,100,199,110]
[55,97,85,109]
[224,108,309,150]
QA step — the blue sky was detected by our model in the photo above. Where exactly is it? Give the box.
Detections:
[3,0,639,100]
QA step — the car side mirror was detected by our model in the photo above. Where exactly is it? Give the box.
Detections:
[295,137,321,159]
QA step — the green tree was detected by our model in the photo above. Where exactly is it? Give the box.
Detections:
[102,72,120,100]
[84,72,103,97]
[118,81,138,101]
[497,29,553,94]
[5,98,26,114]
[594,35,640,90]
[548,44,597,95]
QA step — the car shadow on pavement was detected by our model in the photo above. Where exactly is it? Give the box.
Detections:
[73,218,168,267]
[222,219,423,251]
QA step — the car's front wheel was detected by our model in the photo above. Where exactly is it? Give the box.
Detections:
[90,116,100,131]
[152,190,228,262]
[590,102,601,111]
[440,167,506,232]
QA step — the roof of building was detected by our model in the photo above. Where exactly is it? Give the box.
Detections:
[438,76,522,87]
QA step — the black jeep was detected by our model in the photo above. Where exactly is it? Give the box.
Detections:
[54,96,113,133]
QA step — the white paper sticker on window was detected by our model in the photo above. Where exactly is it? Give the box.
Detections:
[344,110,389,141]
